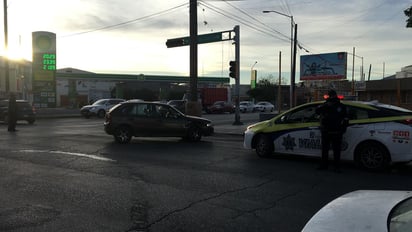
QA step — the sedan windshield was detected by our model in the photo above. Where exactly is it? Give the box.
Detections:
[92,99,106,105]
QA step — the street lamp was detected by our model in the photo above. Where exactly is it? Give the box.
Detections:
[263,10,296,108]
[251,61,257,70]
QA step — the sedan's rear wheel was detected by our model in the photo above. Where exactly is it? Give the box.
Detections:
[97,110,106,118]
[355,141,390,171]
[255,134,274,157]
[114,126,132,144]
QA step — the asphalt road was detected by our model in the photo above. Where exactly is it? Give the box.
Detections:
[0,117,412,231]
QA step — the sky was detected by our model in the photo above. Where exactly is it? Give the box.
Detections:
[1,0,412,85]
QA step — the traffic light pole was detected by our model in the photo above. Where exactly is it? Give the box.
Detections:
[233,25,242,125]
[4,0,9,93]
[187,0,202,116]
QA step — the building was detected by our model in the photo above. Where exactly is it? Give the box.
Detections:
[358,65,412,109]
[1,56,411,110]
[56,68,230,107]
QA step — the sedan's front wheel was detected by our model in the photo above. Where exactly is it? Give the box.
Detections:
[255,134,274,157]
[114,126,132,144]
[185,126,202,142]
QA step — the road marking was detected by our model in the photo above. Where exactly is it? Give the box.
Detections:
[16,150,116,162]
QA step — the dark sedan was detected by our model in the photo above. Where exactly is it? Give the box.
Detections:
[104,101,214,143]
[0,99,36,124]
[205,101,235,114]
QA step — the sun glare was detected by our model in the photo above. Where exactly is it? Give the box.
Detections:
[5,49,23,60]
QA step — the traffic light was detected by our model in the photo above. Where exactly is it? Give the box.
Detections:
[229,60,237,78]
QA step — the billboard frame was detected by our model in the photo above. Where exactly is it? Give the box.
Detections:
[300,52,347,81]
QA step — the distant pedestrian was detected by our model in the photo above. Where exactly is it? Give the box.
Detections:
[7,93,17,132]
[315,89,348,172]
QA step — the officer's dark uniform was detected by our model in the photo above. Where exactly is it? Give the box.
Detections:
[8,93,17,132]
[315,90,348,171]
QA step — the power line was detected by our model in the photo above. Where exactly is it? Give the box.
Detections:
[59,3,189,38]
[222,0,290,40]
[200,1,290,43]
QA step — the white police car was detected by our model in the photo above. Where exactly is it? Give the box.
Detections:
[243,100,412,171]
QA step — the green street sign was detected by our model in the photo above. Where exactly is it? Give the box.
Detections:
[166,30,232,48]
[198,32,222,44]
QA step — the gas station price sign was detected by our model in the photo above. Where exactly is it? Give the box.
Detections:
[42,53,56,70]
[32,31,57,108]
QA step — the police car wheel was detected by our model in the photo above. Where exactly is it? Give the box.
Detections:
[256,134,274,157]
[355,141,390,171]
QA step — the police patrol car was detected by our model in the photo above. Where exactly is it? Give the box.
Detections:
[243,100,412,171]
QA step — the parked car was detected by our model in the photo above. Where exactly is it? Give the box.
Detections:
[254,101,275,112]
[104,101,214,143]
[244,100,412,171]
[167,100,187,113]
[239,101,255,113]
[205,101,235,114]
[302,190,412,232]
[0,99,36,124]
[80,98,125,118]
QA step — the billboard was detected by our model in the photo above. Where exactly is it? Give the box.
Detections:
[300,52,347,81]
[32,31,56,108]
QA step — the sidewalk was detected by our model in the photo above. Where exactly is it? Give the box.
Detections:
[34,108,261,135]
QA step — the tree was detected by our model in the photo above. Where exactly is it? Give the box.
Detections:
[246,78,277,103]
[405,6,412,28]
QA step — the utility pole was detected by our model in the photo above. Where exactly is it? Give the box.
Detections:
[352,47,355,95]
[291,24,297,108]
[368,64,371,81]
[3,0,9,93]
[187,0,201,116]
[233,25,242,125]
[278,51,282,114]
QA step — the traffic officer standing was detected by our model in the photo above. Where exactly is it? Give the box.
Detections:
[316,89,348,172]
[7,93,17,132]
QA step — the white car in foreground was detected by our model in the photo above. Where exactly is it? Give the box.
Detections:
[244,100,412,171]
[302,190,412,232]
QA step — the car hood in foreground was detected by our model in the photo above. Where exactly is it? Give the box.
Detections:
[302,190,412,232]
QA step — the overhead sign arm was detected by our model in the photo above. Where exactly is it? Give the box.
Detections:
[166,30,235,48]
